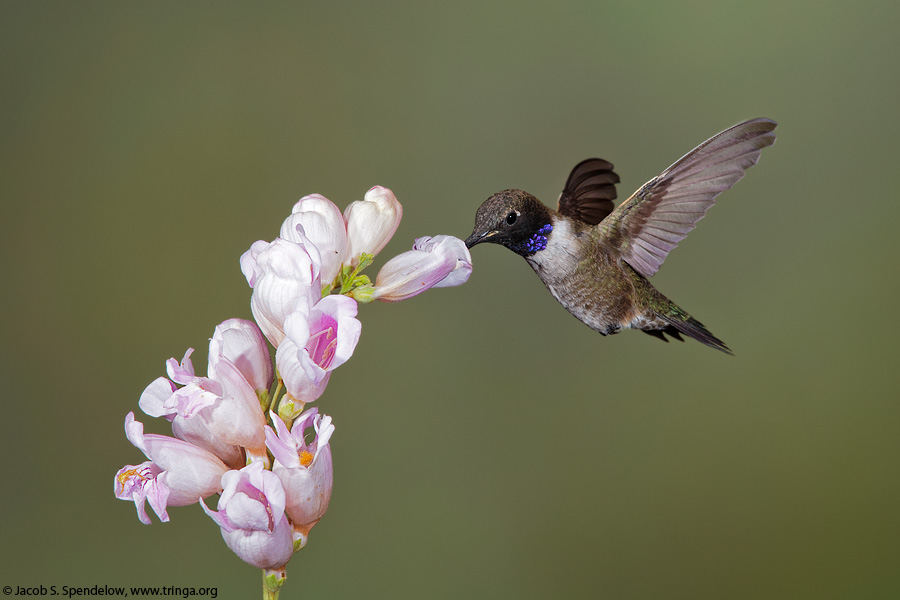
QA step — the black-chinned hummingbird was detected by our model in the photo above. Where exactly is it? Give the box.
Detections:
[464,118,777,354]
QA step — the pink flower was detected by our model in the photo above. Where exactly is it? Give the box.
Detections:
[241,238,321,348]
[372,235,473,302]
[276,295,361,404]
[281,194,349,286]
[139,348,267,468]
[202,461,294,569]
[265,408,334,539]
[343,186,403,265]
[116,413,229,523]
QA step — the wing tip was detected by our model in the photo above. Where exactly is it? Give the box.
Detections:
[744,116,778,128]
[736,117,778,144]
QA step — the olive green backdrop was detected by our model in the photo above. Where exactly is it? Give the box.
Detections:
[2,2,898,598]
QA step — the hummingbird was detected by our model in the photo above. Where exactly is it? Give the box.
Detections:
[464,118,777,354]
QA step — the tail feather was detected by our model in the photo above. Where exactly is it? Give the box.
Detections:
[642,328,684,343]
[656,313,732,355]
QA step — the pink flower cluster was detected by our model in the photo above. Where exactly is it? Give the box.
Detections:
[114,186,472,576]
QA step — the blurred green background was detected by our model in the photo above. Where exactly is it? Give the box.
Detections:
[2,1,899,598]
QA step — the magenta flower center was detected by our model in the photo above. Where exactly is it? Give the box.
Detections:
[306,317,338,370]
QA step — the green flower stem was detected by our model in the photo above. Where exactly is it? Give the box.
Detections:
[265,376,284,413]
[262,567,286,600]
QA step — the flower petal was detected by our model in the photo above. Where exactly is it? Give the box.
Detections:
[226,492,272,532]
[240,240,270,288]
[197,356,267,454]
[137,377,178,419]
[310,295,361,371]
[415,235,473,288]
[220,515,293,569]
[209,319,273,396]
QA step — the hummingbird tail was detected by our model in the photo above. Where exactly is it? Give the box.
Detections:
[629,263,733,354]
[653,313,733,355]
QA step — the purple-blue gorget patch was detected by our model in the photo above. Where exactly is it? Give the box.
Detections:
[514,223,553,256]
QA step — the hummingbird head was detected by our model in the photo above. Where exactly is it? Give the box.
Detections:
[464,189,554,257]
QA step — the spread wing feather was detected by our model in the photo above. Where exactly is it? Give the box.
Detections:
[600,118,777,277]
[557,158,621,226]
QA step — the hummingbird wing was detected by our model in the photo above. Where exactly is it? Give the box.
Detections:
[600,118,776,277]
[556,158,621,226]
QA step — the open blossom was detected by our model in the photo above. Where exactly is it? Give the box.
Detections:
[115,461,167,525]
[372,235,473,302]
[139,346,267,468]
[265,408,334,538]
[139,366,241,468]
[276,295,361,405]
[116,412,229,523]
[241,237,322,348]
[281,194,349,285]
[202,461,294,570]
[344,186,403,265]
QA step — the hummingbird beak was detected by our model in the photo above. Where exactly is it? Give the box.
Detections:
[464,230,497,249]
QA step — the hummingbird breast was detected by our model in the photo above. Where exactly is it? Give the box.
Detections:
[525,218,638,335]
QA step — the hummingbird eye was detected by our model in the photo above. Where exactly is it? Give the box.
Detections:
[505,211,518,226]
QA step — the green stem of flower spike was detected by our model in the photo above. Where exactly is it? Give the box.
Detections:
[262,567,286,600]
[264,374,284,413]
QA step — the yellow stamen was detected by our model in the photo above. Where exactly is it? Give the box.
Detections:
[298,450,314,467]
[118,468,138,482]
[117,467,147,486]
